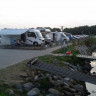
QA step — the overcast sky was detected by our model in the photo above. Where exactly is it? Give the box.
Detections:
[0,0,96,29]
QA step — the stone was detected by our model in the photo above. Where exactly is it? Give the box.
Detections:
[70,80,78,85]
[27,88,40,96]
[6,89,14,96]
[23,82,34,91]
[56,80,64,86]
[63,82,69,86]
[15,83,23,92]
[64,78,70,81]
[74,84,83,92]
[53,75,59,80]
[34,83,40,88]
[46,94,54,96]
[63,86,77,93]
[15,83,22,89]
[64,90,73,96]
[25,77,31,81]
[34,75,39,80]
[48,88,61,96]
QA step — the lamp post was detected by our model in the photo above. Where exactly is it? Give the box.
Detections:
[60,26,64,32]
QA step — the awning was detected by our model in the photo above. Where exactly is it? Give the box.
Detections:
[0,29,28,35]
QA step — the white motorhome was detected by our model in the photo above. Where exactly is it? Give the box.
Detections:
[25,29,45,46]
[36,28,52,44]
[48,32,69,42]
[0,29,45,46]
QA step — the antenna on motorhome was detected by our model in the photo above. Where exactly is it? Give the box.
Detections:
[60,26,64,32]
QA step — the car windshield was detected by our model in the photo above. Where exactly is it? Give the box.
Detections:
[36,32,43,38]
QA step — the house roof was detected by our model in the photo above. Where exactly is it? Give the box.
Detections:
[0,29,28,35]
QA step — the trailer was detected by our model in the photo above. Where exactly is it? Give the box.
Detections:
[48,32,69,42]
[0,29,45,46]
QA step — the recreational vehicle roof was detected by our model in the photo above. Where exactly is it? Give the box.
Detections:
[36,28,51,33]
[28,29,40,33]
[0,29,28,35]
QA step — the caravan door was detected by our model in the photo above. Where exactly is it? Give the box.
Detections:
[26,32,36,45]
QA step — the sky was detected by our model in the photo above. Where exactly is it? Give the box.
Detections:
[0,0,96,29]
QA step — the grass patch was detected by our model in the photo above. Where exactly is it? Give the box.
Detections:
[38,55,82,66]
[84,36,96,47]
[52,45,79,55]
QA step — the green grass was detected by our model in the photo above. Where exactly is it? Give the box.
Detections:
[38,54,82,66]
[52,45,79,55]
[0,93,8,96]
[84,36,96,47]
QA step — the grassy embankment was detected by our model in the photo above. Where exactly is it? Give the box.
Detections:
[0,59,30,96]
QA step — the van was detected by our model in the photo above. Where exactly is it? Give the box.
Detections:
[25,29,45,46]
[0,29,45,46]
[48,32,69,42]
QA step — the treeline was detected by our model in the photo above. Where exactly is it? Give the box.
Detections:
[63,25,96,35]
[30,25,96,35]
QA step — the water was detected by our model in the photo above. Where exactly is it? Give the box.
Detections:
[86,52,96,96]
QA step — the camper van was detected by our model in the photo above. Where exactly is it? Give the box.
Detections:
[36,28,51,44]
[48,32,69,42]
[25,29,45,46]
[0,29,45,46]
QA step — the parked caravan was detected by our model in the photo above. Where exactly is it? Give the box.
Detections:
[48,32,69,42]
[36,28,51,44]
[0,29,45,46]
[25,29,45,46]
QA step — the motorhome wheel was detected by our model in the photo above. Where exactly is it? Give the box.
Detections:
[33,42,38,46]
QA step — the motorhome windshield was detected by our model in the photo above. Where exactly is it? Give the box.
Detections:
[36,32,43,38]
[61,33,66,37]
[45,34,50,38]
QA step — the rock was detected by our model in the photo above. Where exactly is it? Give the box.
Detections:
[25,77,31,81]
[63,86,76,93]
[74,84,83,92]
[63,82,69,86]
[46,73,50,76]
[48,77,54,84]
[34,75,39,80]
[27,88,40,96]
[70,80,78,85]
[56,80,64,86]
[48,88,62,96]
[64,90,73,96]
[6,89,14,96]
[23,82,34,91]
[34,83,40,88]
[64,78,70,81]
[46,94,54,96]
[53,81,60,86]
[53,75,59,80]
[14,83,23,92]
[73,92,82,95]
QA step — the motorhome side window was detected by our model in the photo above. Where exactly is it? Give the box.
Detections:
[27,32,36,38]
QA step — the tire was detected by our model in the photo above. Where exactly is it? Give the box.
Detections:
[33,42,38,46]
